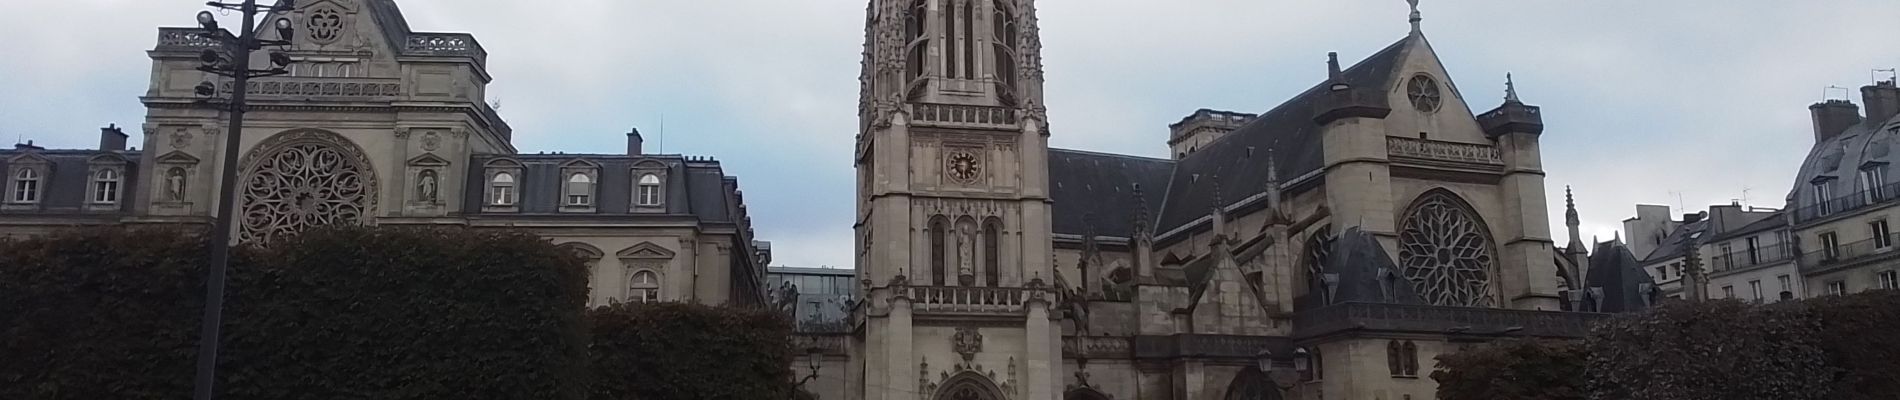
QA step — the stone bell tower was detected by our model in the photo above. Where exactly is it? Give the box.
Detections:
[850,0,1058,398]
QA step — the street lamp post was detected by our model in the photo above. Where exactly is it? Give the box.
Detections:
[187,1,296,400]
[792,346,824,399]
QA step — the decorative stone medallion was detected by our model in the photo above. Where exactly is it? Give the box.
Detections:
[952,326,983,361]
[171,128,193,149]
[420,131,441,151]
[305,7,345,44]
[1407,74,1442,113]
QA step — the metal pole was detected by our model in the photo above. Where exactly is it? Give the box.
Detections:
[193,1,257,399]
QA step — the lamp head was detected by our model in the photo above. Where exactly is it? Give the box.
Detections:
[269,52,293,67]
[198,49,221,64]
[274,18,294,39]
[1253,349,1273,372]
[194,81,217,97]
[196,11,218,31]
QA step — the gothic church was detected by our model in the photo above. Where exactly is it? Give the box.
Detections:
[844,1,1602,399]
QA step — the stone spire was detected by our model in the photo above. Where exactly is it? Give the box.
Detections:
[1264,149,1285,224]
[1407,0,1423,34]
[1131,183,1156,281]
[1131,183,1151,239]
[1505,72,1521,103]
[1565,186,1585,251]
[1209,176,1228,243]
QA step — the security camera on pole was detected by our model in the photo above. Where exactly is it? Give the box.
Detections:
[185,1,298,399]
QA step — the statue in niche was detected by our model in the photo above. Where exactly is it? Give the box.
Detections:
[956,225,976,285]
[166,168,188,202]
[417,170,439,203]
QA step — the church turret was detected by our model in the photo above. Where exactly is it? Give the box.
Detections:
[1313,50,1397,252]
[1486,73,1564,310]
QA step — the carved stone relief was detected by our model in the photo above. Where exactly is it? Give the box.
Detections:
[236,130,377,243]
[952,326,983,361]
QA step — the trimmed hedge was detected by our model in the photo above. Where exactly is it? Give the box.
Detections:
[1432,339,1586,400]
[589,302,796,400]
[0,226,592,400]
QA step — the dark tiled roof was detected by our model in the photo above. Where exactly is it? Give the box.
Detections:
[1585,241,1656,313]
[0,149,141,214]
[1155,37,1415,233]
[1641,219,1710,263]
[464,154,743,224]
[1319,227,1421,305]
[1047,148,1173,237]
[1709,211,1787,242]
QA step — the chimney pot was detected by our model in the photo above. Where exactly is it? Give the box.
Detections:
[627,128,644,156]
[1810,100,1864,142]
[99,124,129,152]
[1862,81,1900,124]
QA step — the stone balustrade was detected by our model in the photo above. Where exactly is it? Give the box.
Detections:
[908,285,1040,315]
[911,103,1018,130]
[1061,336,1133,359]
[403,33,487,66]
[220,77,403,98]
[1386,137,1504,166]
[1293,302,1605,339]
[156,28,221,51]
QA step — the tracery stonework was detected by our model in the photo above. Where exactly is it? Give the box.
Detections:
[1397,191,1497,307]
[237,130,377,243]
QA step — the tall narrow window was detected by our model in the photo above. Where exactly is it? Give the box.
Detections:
[906,0,928,81]
[92,169,121,204]
[959,0,973,79]
[490,172,516,206]
[1779,275,1794,298]
[1827,281,1847,296]
[1750,280,1763,301]
[1722,285,1735,299]
[12,169,41,203]
[1815,181,1835,216]
[1746,236,1762,264]
[930,217,948,286]
[630,270,661,302]
[1874,220,1893,249]
[942,0,957,79]
[982,219,1000,287]
[1864,165,1888,203]
[991,0,1017,104]
[1880,271,1899,290]
[566,173,593,206]
[1821,232,1842,260]
[1719,243,1734,270]
[637,174,662,206]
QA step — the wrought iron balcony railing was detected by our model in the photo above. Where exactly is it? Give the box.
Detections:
[1799,233,1900,272]
[1793,182,1900,224]
[1710,243,1795,273]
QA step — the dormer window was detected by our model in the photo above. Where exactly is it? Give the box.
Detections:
[92,169,121,204]
[637,174,662,206]
[1814,180,1835,216]
[566,173,593,206]
[490,172,517,206]
[12,168,41,203]
[1862,164,1889,203]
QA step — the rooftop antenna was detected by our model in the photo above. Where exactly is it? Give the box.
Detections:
[658,113,666,154]
[1825,85,1852,101]
[1668,190,1685,215]
[1876,68,1897,84]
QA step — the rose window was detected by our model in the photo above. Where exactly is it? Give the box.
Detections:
[1406,75,1442,113]
[1304,229,1334,293]
[1397,191,1496,307]
[238,131,376,243]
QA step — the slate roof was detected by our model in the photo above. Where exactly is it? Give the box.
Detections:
[463,153,746,224]
[0,148,141,215]
[1319,227,1422,305]
[1585,241,1656,313]
[1047,148,1173,237]
[1641,219,1710,264]
[1789,107,1900,221]
[1709,210,1787,242]
[1155,36,1415,234]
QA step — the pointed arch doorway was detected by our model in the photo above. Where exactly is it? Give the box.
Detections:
[934,372,1006,400]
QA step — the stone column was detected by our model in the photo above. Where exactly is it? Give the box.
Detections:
[1025,291,1057,400]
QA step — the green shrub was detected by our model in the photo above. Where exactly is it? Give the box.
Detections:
[588,302,796,400]
[1801,290,1900,400]
[1432,339,1587,400]
[0,226,592,400]
[1584,300,1833,400]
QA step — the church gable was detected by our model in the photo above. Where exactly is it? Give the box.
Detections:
[1376,34,1491,144]
[1185,251,1273,335]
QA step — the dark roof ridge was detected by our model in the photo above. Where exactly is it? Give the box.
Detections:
[1049,147,1173,163]
[1181,36,1412,162]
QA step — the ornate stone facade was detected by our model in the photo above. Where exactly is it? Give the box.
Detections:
[0,0,769,307]
[835,1,1600,400]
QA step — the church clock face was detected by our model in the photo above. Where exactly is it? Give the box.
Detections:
[1407,74,1442,113]
[946,150,981,184]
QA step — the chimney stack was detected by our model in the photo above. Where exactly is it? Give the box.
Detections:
[1810,99,1863,142]
[99,124,128,152]
[1863,80,1900,124]
[626,127,644,155]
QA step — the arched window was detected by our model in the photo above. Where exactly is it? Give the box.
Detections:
[942,0,958,79]
[930,217,949,286]
[983,218,1001,287]
[991,0,1018,104]
[630,270,661,302]
[490,172,516,206]
[906,0,928,81]
[566,173,593,206]
[637,174,662,206]
[12,168,40,203]
[1402,341,1420,377]
[1387,340,1404,376]
[92,169,121,204]
[1398,190,1498,307]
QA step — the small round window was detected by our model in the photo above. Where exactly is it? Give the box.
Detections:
[1407,75,1443,113]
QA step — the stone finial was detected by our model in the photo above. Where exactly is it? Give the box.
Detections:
[1327,52,1347,91]
[1131,183,1151,238]
[1407,0,1423,33]
[1505,73,1521,103]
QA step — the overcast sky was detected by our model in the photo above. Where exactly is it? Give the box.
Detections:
[3,0,1899,268]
